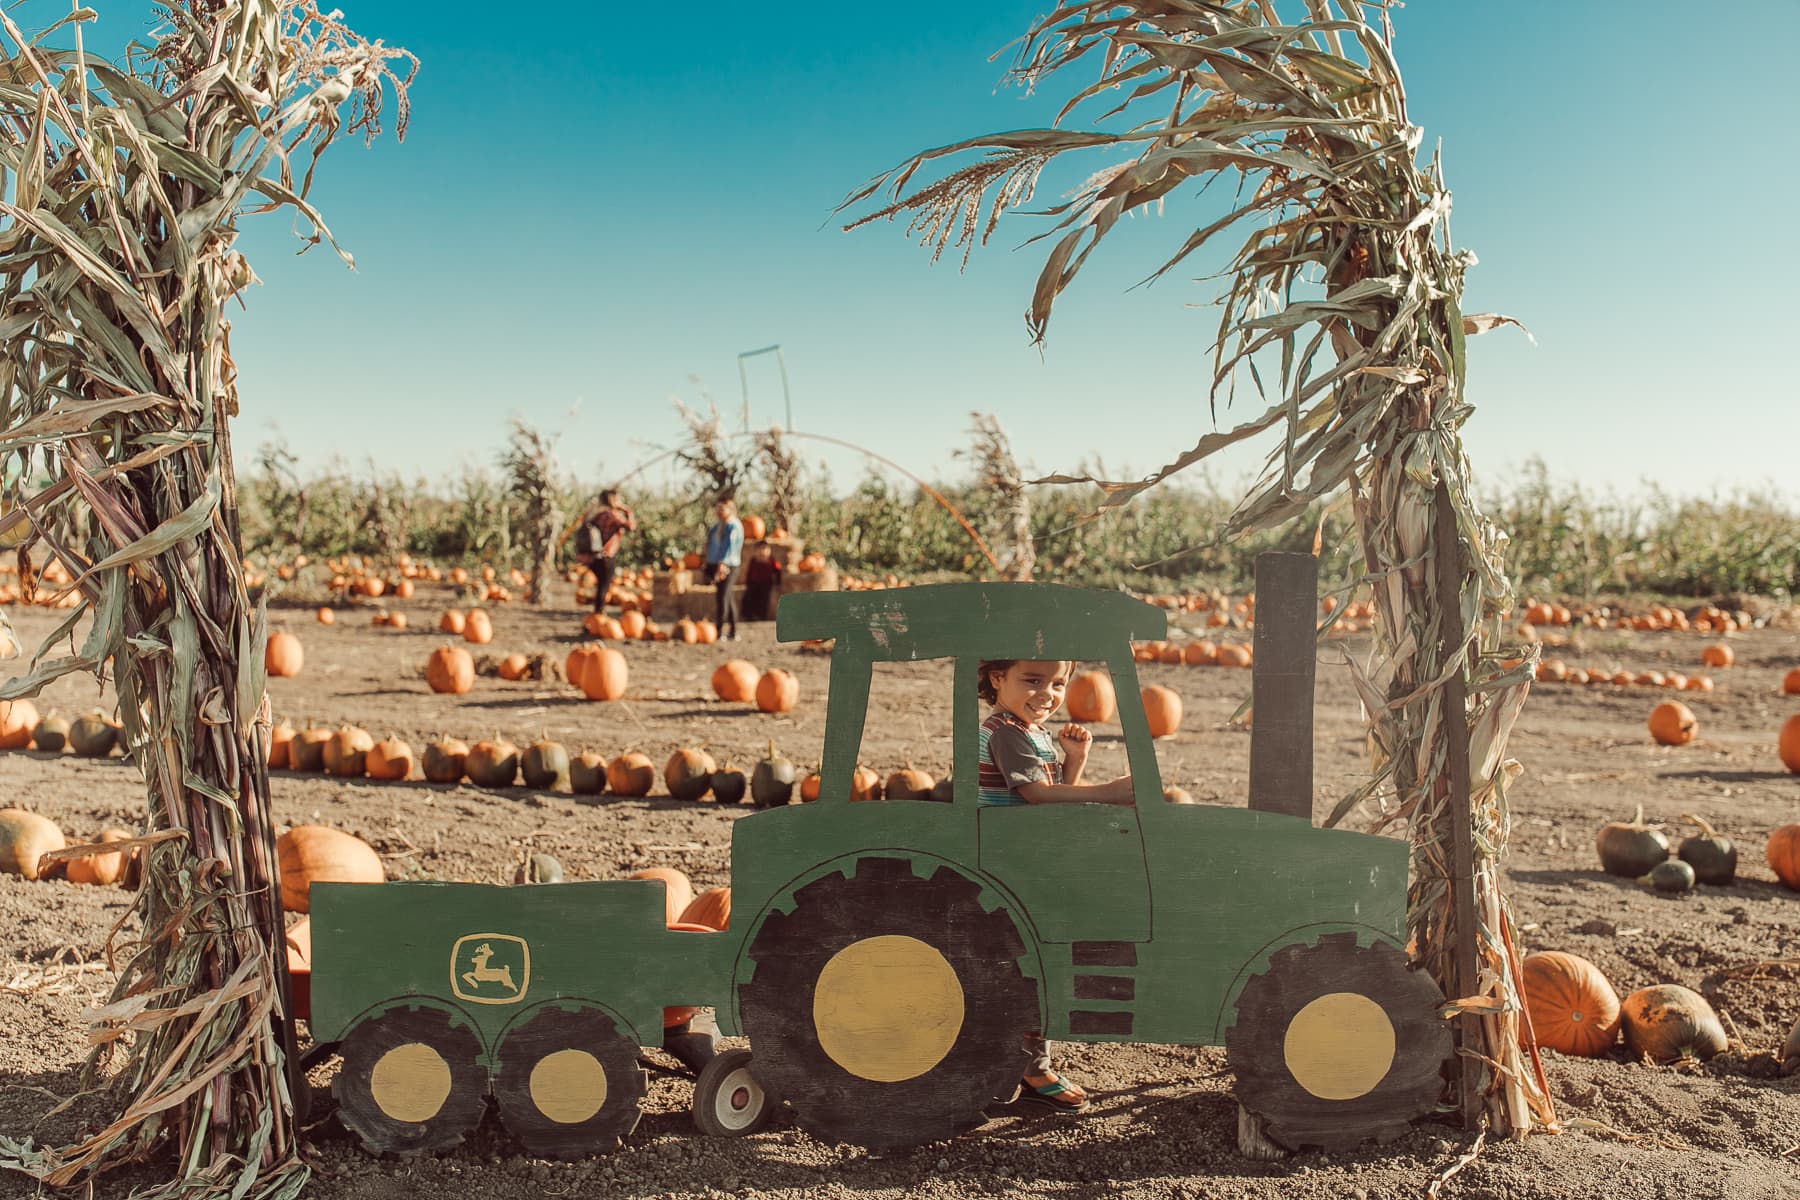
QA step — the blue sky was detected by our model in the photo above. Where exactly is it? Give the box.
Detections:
[39,3,1800,503]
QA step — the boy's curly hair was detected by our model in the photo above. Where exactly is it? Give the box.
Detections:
[976,659,1073,704]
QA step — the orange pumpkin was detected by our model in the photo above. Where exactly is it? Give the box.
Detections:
[800,772,822,802]
[1065,671,1116,723]
[0,699,40,750]
[681,551,704,570]
[1780,714,1800,774]
[674,617,699,645]
[1141,686,1183,738]
[286,917,313,1021]
[1782,667,1800,696]
[680,886,732,931]
[712,659,761,703]
[1181,641,1218,667]
[276,826,383,913]
[755,668,799,714]
[606,751,656,797]
[1620,984,1727,1064]
[1647,700,1697,747]
[323,726,375,777]
[742,514,767,541]
[0,808,64,879]
[695,619,719,644]
[366,737,414,781]
[619,609,648,639]
[497,653,529,682]
[268,721,296,770]
[851,766,883,802]
[627,867,696,927]
[439,609,467,635]
[580,647,629,701]
[1700,642,1734,669]
[1767,823,1800,889]
[1216,643,1253,669]
[426,644,475,695]
[886,767,935,800]
[265,631,304,678]
[65,828,135,887]
[462,608,494,645]
[315,607,335,625]
[1520,951,1621,1057]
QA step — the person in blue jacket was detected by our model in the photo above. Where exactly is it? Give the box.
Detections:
[702,498,744,640]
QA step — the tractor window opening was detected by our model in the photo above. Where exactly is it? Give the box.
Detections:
[847,659,954,802]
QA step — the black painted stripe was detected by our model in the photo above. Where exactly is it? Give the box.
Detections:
[1071,941,1137,967]
[1068,1010,1134,1035]
[1074,975,1135,1002]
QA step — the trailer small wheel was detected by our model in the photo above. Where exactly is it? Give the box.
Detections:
[334,1003,490,1156]
[1226,932,1451,1152]
[739,856,1038,1148]
[491,1003,646,1157]
[692,1048,776,1137]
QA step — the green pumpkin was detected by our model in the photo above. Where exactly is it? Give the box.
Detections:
[465,740,520,788]
[569,751,608,796]
[521,740,571,791]
[68,713,118,758]
[512,852,564,885]
[1646,859,1696,894]
[928,777,955,803]
[665,748,717,802]
[421,739,468,784]
[750,746,797,809]
[1677,815,1736,885]
[710,768,747,805]
[31,715,70,753]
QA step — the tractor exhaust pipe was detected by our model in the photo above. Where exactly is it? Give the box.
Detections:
[1247,552,1318,823]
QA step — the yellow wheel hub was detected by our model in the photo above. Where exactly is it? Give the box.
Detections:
[813,934,965,1082]
[370,1042,452,1123]
[1281,992,1395,1101]
[528,1048,609,1124]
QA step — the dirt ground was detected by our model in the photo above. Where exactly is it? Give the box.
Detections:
[3,582,1799,1200]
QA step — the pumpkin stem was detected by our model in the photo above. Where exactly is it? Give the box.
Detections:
[1679,812,1721,839]
[1631,803,1645,828]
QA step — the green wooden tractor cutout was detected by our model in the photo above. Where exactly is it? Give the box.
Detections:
[309,551,1452,1157]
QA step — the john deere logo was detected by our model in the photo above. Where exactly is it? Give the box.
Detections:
[450,934,530,1005]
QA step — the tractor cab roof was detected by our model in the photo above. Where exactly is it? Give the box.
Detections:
[776,582,1167,662]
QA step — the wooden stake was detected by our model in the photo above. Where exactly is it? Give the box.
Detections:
[1433,482,1483,1129]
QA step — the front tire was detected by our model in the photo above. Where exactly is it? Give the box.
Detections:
[1226,932,1451,1151]
[739,856,1038,1148]
[692,1048,777,1137]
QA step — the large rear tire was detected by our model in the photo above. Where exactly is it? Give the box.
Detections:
[1226,932,1451,1151]
[491,1003,647,1157]
[739,856,1038,1148]
[333,1003,490,1156]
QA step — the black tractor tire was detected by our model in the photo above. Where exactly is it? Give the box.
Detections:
[490,1003,647,1157]
[739,856,1038,1149]
[1226,931,1452,1151]
[333,1003,490,1156]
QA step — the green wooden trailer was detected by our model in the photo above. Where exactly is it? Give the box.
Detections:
[309,552,1451,1158]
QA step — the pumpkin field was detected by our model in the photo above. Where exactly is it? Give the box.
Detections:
[4,554,1799,1200]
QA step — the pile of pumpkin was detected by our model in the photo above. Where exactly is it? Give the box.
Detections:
[1133,638,1254,669]
[1520,600,1758,634]
[0,809,139,885]
[0,700,127,758]
[1521,949,1756,1066]
[1595,808,1800,893]
[0,555,82,609]
[1536,660,1715,694]
[582,609,720,645]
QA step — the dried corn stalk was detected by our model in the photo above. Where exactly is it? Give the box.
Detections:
[501,418,563,605]
[959,412,1034,581]
[843,0,1553,1136]
[0,4,413,1195]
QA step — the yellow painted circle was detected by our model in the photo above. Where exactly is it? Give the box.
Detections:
[528,1048,609,1124]
[370,1042,452,1123]
[813,935,965,1083]
[1282,992,1396,1101]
